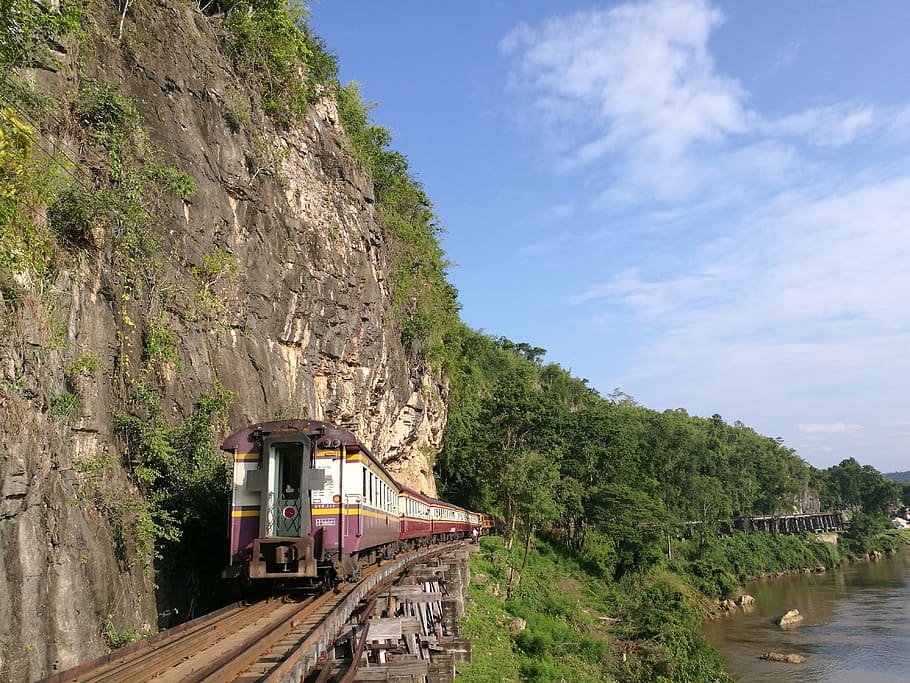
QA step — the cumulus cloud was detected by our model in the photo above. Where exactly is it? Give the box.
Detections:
[501,0,746,169]
[501,0,910,200]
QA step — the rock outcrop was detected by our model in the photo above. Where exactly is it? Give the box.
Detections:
[0,1,446,679]
[776,609,804,627]
[761,652,807,664]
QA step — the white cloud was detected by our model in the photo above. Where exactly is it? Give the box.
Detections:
[798,423,864,434]
[578,175,910,330]
[501,0,746,168]
[502,0,910,201]
[757,103,878,146]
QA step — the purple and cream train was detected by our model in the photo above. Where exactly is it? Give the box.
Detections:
[222,419,485,585]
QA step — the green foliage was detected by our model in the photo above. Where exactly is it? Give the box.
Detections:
[189,247,239,322]
[336,82,460,360]
[672,533,841,596]
[101,618,140,650]
[0,107,61,292]
[221,0,337,125]
[73,449,158,567]
[145,165,198,200]
[47,187,106,247]
[49,390,79,419]
[617,574,731,682]
[65,353,104,380]
[223,85,252,129]
[76,77,143,152]
[816,458,899,514]
[143,316,181,368]
[840,511,889,556]
[463,535,732,682]
[0,0,85,70]
[113,381,234,567]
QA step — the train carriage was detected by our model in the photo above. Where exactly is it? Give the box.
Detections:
[222,419,400,583]
[431,501,472,540]
[223,418,486,587]
[399,487,434,542]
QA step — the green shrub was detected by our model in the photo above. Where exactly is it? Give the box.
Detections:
[76,78,142,151]
[101,618,140,650]
[145,165,198,200]
[221,0,337,125]
[143,316,180,368]
[0,0,86,70]
[47,187,106,247]
[65,353,105,380]
[49,390,79,419]
[0,107,61,288]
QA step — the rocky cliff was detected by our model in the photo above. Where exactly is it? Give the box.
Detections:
[0,1,445,679]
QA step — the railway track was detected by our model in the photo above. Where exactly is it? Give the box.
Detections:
[44,542,464,683]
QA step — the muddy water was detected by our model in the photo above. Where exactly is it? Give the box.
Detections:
[702,551,910,682]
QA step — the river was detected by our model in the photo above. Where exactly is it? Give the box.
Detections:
[702,550,910,682]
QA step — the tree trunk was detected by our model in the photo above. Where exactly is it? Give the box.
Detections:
[519,527,534,584]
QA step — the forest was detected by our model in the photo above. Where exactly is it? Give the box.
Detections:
[436,329,899,574]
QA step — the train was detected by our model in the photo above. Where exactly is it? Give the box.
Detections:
[221,419,489,587]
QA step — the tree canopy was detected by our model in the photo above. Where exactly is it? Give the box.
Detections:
[437,327,899,580]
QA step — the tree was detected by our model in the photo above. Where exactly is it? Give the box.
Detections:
[586,482,671,580]
[499,450,561,594]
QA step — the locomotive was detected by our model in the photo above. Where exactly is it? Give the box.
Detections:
[222,419,484,586]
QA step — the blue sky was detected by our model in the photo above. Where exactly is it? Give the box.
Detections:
[309,0,910,473]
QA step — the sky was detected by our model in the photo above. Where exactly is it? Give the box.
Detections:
[309,0,910,473]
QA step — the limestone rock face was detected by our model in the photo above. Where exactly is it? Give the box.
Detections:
[0,1,445,679]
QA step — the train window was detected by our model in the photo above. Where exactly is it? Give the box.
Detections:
[363,469,367,498]
[278,447,302,497]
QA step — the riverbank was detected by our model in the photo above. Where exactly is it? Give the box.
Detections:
[456,535,732,682]
[671,530,910,616]
[454,530,910,681]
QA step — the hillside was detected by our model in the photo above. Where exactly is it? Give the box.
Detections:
[885,471,910,483]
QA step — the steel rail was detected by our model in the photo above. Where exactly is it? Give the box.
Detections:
[260,541,465,683]
[41,600,259,683]
[41,541,465,683]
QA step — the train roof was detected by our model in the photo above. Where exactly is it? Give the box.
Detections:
[221,419,401,489]
[399,486,437,504]
[221,419,369,456]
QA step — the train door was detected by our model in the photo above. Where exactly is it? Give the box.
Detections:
[265,440,313,538]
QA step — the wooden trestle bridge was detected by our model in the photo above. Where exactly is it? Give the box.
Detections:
[721,511,845,535]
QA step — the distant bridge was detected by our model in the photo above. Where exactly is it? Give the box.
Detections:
[724,511,845,535]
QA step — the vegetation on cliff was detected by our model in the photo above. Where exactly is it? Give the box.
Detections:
[214,0,461,363]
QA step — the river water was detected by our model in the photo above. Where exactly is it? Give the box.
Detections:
[702,551,910,682]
